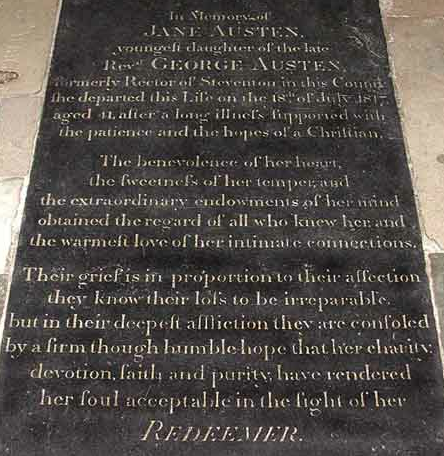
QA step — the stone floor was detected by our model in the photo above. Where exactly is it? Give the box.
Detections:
[0,1,443,349]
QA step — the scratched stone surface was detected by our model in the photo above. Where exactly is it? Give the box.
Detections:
[0,0,60,97]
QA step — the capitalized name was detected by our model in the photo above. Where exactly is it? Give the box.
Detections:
[141,419,299,443]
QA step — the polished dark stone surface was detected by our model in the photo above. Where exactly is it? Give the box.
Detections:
[0,1,443,454]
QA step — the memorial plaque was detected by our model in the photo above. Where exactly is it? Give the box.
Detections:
[1,1,443,454]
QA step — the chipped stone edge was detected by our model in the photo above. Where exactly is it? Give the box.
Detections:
[380,11,444,370]
[0,0,64,351]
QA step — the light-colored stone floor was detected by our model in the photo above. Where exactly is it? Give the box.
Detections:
[0,0,61,310]
[383,8,444,250]
[0,1,443,344]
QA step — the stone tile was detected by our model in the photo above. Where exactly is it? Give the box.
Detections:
[0,0,60,97]
[0,97,43,177]
[381,0,444,18]
[0,178,23,275]
[385,17,444,248]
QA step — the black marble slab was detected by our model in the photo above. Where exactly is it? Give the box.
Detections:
[1,1,443,455]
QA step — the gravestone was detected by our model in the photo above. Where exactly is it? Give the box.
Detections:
[1,0,443,454]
